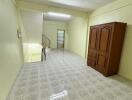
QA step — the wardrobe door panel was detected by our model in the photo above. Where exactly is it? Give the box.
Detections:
[89,27,99,49]
[96,26,112,72]
[87,59,96,66]
[88,50,97,67]
[88,27,99,67]
[99,26,111,52]
[97,55,106,67]
[88,50,97,60]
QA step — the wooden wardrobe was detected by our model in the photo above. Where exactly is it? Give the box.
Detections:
[87,22,127,76]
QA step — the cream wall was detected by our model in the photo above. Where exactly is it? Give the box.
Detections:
[21,10,43,43]
[44,20,68,49]
[17,9,29,62]
[0,0,24,100]
[17,9,28,43]
[89,0,132,80]
[20,10,43,62]
[67,17,88,58]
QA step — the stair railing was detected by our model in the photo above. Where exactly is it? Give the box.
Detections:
[41,34,51,61]
[42,34,51,48]
[41,13,51,61]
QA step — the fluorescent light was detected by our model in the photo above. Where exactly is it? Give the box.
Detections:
[47,12,71,18]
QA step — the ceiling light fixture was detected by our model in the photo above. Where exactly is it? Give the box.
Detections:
[47,12,71,18]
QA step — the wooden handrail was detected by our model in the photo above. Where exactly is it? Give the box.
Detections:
[41,34,51,61]
[42,34,51,48]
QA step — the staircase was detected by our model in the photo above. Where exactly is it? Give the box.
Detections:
[41,13,51,61]
[41,34,51,61]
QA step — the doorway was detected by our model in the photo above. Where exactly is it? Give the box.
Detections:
[57,30,65,48]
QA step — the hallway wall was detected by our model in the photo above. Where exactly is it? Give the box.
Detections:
[67,17,88,58]
[0,0,24,100]
[88,0,132,80]
[21,10,43,44]
[20,10,43,62]
[17,9,29,62]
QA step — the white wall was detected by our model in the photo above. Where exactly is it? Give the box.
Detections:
[0,0,24,99]
[21,10,43,43]
[67,17,88,58]
[21,10,43,62]
[43,20,68,49]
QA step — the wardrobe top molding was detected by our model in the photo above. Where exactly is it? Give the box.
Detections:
[90,22,127,27]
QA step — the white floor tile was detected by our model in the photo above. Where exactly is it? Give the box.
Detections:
[7,49,132,100]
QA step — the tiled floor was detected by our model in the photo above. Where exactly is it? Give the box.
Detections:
[7,49,132,100]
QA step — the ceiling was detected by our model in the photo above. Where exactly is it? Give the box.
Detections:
[18,0,115,12]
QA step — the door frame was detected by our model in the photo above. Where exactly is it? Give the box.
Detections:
[57,29,65,48]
